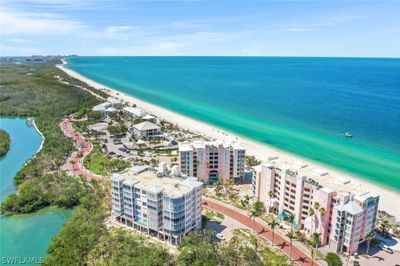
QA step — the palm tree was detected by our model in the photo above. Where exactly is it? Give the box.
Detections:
[308,207,315,235]
[310,248,315,266]
[286,230,295,261]
[378,220,389,237]
[250,201,264,233]
[268,219,279,246]
[313,202,321,212]
[365,231,375,256]
[311,232,321,261]
[241,195,250,208]
[250,209,258,233]
[287,213,295,231]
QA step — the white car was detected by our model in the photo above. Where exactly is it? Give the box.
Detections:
[215,233,225,241]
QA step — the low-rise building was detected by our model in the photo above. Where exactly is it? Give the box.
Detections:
[92,98,122,114]
[123,106,145,119]
[131,121,161,140]
[142,114,159,125]
[107,97,123,109]
[92,102,111,113]
[178,140,245,183]
[111,168,203,244]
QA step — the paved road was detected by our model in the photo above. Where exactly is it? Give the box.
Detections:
[202,197,318,266]
[61,118,104,181]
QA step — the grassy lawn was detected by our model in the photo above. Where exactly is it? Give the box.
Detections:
[151,149,178,157]
[83,144,131,176]
[204,209,225,222]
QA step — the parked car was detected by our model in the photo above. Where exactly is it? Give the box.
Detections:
[108,152,116,156]
[379,244,393,254]
[215,233,225,241]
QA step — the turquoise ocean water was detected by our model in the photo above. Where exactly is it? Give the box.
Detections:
[0,118,71,264]
[66,57,400,191]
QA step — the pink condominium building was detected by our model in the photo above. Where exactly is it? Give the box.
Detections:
[178,140,245,184]
[253,162,379,255]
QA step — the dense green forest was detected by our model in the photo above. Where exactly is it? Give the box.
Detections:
[1,173,93,214]
[0,63,100,213]
[0,129,10,157]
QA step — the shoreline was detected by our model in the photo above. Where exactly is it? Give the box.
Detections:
[57,62,400,220]
[22,118,45,168]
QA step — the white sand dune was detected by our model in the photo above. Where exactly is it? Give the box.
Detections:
[57,62,400,220]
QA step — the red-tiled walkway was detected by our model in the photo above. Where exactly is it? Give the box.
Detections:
[61,118,104,181]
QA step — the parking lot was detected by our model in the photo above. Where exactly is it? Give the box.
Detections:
[343,242,400,266]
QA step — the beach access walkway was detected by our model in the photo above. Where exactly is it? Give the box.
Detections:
[202,197,322,266]
[61,117,104,181]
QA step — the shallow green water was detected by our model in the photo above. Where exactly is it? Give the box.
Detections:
[0,118,71,264]
[66,56,400,191]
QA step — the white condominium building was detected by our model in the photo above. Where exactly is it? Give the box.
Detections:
[178,140,245,183]
[111,167,203,244]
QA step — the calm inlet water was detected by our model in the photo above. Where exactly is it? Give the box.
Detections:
[0,118,71,263]
[66,56,400,191]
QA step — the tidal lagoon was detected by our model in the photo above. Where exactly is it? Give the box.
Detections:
[0,118,71,263]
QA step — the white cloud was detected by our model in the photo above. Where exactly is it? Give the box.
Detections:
[105,25,138,34]
[283,28,315,32]
[0,7,87,35]
[4,38,32,44]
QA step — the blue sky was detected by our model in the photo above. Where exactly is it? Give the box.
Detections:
[1,0,399,57]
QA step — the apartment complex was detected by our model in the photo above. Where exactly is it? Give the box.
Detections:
[178,140,245,183]
[328,192,379,254]
[111,167,203,244]
[252,162,327,233]
[253,162,379,254]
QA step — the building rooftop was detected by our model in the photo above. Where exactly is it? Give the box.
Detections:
[107,107,118,113]
[179,140,245,151]
[143,114,155,119]
[320,187,335,194]
[117,169,203,198]
[112,174,125,183]
[123,106,145,117]
[341,201,363,215]
[92,102,111,112]
[134,121,160,131]
[107,97,120,104]
[354,192,379,203]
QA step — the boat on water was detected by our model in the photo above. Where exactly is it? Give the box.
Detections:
[344,132,353,138]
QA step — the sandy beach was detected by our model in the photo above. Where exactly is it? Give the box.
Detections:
[57,62,400,220]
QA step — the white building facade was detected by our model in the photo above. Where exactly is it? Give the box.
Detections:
[111,168,202,244]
